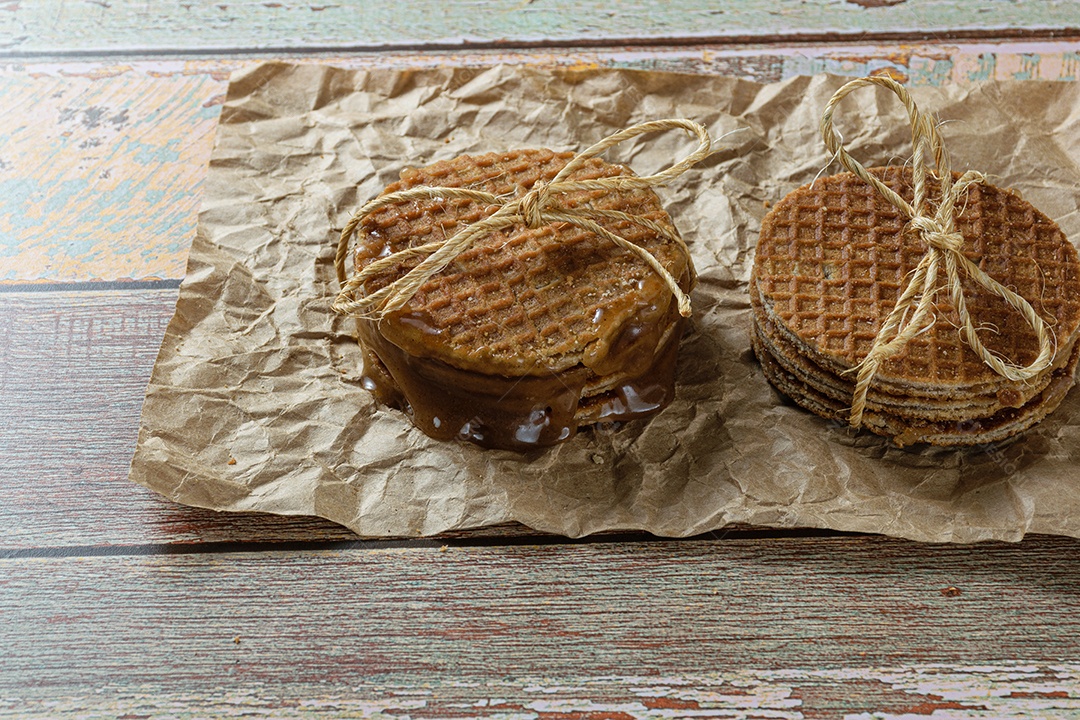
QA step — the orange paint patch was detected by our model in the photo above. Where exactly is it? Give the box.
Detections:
[869,66,910,83]
[1008,690,1070,698]
[59,64,135,81]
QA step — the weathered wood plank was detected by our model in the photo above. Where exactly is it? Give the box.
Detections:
[4,673,1080,720]
[3,0,1078,57]
[2,536,1079,715]
[3,43,1078,283]
[0,69,219,284]
[3,667,1079,719]
[0,287,367,547]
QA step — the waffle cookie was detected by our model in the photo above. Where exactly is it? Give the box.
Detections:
[350,148,694,450]
[752,165,1080,446]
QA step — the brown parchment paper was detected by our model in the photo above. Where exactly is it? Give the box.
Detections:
[129,63,1080,543]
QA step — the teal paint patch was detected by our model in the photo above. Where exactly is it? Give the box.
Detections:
[129,137,182,166]
[907,57,953,87]
[42,177,91,218]
[1013,54,1041,81]
[966,54,997,83]
[1063,53,1080,82]
[781,56,905,82]
[0,177,44,252]
[199,102,224,121]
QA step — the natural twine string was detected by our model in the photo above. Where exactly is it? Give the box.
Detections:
[820,75,1054,428]
[333,118,711,320]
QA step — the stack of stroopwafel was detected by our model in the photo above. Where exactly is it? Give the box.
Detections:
[751,78,1080,447]
[752,166,1080,446]
[334,120,710,450]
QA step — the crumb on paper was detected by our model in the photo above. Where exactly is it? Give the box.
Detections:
[940,586,962,597]
[892,427,920,447]
[233,635,241,644]
[439,545,449,553]
[227,457,237,465]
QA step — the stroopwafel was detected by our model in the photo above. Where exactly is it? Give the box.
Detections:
[336,123,708,450]
[751,78,1080,447]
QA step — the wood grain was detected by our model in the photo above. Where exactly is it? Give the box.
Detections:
[3,42,1079,283]
[2,536,1079,715]
[0,69,219,283]
[0,288,371,547]
[2,0,1078,57]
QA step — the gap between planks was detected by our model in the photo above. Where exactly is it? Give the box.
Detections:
[0,279,183,293]
[4,27,1080,63]
[0,524,853,560]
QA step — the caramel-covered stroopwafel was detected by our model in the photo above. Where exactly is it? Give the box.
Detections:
[335,120,711,450]
[357,149,690,378]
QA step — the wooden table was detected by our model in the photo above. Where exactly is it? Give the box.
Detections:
[3,2,1080,716]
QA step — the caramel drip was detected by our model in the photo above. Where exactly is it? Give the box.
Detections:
[357,317,684,450]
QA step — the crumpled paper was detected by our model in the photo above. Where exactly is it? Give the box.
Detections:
[129,63,1080,543]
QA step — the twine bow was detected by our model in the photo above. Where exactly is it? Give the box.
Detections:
[821,76,1054,427]
[333,118,711,320]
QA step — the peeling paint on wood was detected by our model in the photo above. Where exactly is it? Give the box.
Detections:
[2,543,1080,715]
[1,0,1078,57]
[3,675,1076,719]
[2,40,1079,284]
[0,71,219,283]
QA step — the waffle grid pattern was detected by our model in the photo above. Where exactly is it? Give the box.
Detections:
[357,149,687,374]
[755,167,1080,387]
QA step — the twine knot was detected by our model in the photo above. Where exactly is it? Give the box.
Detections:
[519,182,549,229]
[910,216,964,253]
[820,76,1055,428]
[333,118,712,321]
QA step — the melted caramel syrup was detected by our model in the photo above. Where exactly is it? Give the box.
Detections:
[356,316,684,451]
[351,151,693,450]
